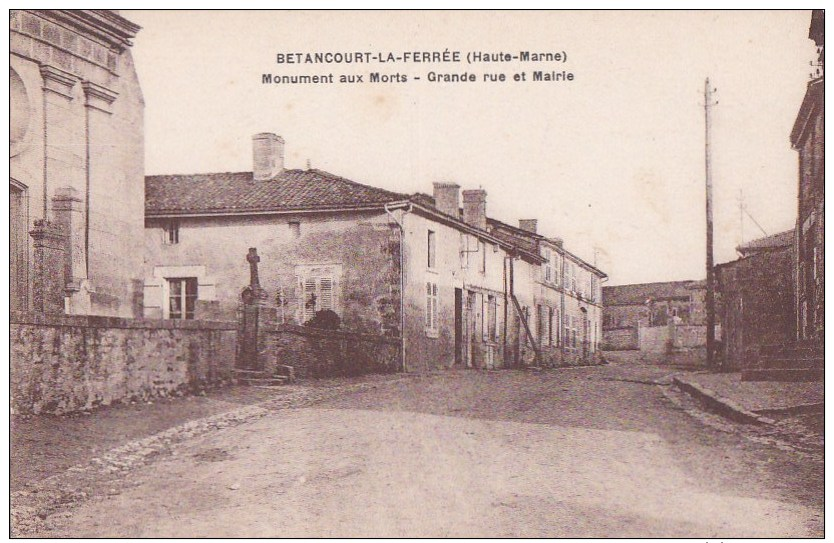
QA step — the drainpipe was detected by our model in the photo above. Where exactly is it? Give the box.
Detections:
[385,202,411,373]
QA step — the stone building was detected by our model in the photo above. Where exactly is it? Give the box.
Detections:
[488,219,606,366]
[144,133,606,371]
[791,9,824,343]
[10,10,145,317]
[715,231,795,370]
[601,280,707,351]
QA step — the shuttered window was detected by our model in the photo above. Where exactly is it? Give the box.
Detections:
[425,282,438,335]
[298,272,338,323]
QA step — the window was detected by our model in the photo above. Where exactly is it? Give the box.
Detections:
[164,221,180,245]
[427,230,436,269]
[485,294,497,342]
[288,221,301,238]
[590,275,599,302]
[565,315,577,349]
[555,307,562,346]
[537,304,546,344]
[480,241,486,274]
[297,267,340,323]
[568,263,577,293]
[547,307,553,345]
[425,282,439,335]
[459,233,469,269]
[543,249,552,282]
[168,277,197,319]
[557,255,563,286]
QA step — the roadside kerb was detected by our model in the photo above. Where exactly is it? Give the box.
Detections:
[672,375,775,425]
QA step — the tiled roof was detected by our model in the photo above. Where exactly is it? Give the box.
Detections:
[487,218,540,255]
[145,169,408,215]
[736,230,793,256]
[603,280,704,306]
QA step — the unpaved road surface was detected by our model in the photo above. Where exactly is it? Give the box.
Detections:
[23,364,824,537]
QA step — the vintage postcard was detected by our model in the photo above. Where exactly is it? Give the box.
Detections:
[9,9,824,538]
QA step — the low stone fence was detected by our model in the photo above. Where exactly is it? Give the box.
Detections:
[264,324,402,378]
[638,323,720,353]
[10,311,237,415]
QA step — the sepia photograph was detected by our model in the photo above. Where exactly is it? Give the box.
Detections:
[9,9,824,538]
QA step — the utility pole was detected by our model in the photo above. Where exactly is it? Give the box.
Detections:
[704,78,717,369]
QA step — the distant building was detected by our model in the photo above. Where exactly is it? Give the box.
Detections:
[715,231,795,369]
[791,9,824,343]
[10,10,145,316]
[601,280,707,351]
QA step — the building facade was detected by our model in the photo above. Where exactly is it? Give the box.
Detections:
[791,9,824,343]
[143,133,606,372]
[10,10,145,317]
[715,231,795,369]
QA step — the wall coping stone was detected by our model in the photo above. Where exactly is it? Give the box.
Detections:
[10,311,237,331]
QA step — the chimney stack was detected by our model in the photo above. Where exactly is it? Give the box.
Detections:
[252,133,285,180]
[433,182,461,218]
[462,189,487,230]
[518,219,538,234]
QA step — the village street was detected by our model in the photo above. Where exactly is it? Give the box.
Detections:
[17,359,823,538]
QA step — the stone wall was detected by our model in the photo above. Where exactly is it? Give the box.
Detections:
[602,327,638,351]
[11,311,237,415]
[264,323,402,378]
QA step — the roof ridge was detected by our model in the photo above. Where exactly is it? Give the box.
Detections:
[308,168,406,199]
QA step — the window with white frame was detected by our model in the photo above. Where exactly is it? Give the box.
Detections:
[425,282,439,336]
[167,277,197,319]
[543,248,552,282]
[297,265,340,323]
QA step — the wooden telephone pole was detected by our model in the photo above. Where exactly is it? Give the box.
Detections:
[704,78,717,369]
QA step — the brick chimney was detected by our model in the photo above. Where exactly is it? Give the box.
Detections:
[252,133,285,180]
[462,189,487,230]
[433,182,460,218]
[518,219,538,234]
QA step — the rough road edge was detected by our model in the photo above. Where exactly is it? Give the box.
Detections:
[10,372,437,536]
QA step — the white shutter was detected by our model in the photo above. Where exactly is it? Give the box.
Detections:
[319,277,333,311]
[304,278,317,321]
[432,283,438,330]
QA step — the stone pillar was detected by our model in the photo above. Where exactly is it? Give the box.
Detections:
[237,248,268,371]
[52,187,92,314]
[82,81,119,304]
[29,220,66,313]
[40,65,82,219]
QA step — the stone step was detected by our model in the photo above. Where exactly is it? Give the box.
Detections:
[238,376,290,386]
[741,368,824,382]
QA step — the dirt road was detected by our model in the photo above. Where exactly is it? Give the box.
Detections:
[27,364,824,537]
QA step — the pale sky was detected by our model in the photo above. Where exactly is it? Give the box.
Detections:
[124,10,816,285]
